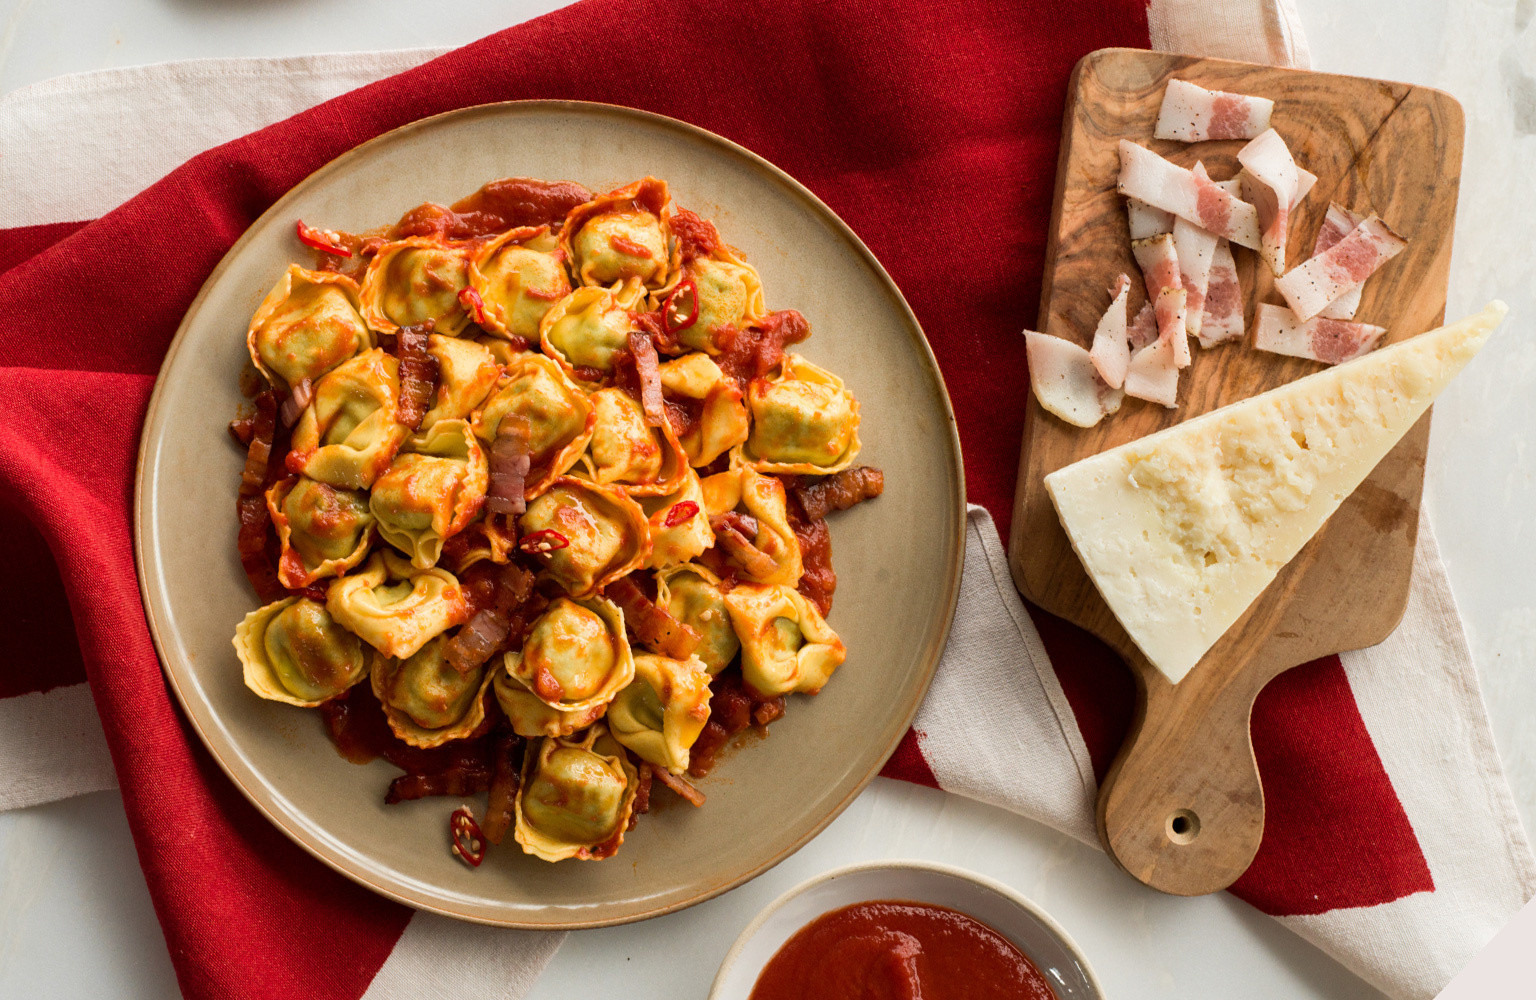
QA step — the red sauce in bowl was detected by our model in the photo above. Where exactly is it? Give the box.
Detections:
[748,900,1059,1000]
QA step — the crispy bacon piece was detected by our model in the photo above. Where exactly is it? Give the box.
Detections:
[1089,275,1132,389]
[793,468,886,522]
[480,734,523,845]
[487,416,532,517]
[1154,79,1274,143]
[629,763,654,826]
[1198,240,1244,348]
[716,310,811,385]
[628,329,666,427]
[651,765,706,807]
[671,209,722,263]
[277,377,313,428]
[606,576,701,660]
[1252,303,1387,364]
[1275,215,1407,321]
[394,323,440,430]
[385,761,494,804]
[229,409,256,447]
[236,391,287,602]
[445,563,535,674]
[1117,140,1262,250]
[708,512,784,580]
[1024,332,1123,428]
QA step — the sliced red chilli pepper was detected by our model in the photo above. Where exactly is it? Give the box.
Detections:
[662,277,699,334]
[662,500,700,528]
[518,529,570,555]
[295,220,352,258]
[449,805,486,868]
[458,286,490,326]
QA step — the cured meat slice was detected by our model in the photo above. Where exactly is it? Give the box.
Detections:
[1253,303,1386,364]
[1274,214,1406,321]
[1172,213,1217,337]
[1117,141,1262,250]
[1237,129,1301,276]
[1123,336,1179,409]
[1128,301,1159,350]
[1025,331,1124,428]
[1132,234,1190,367]
[1127,197,1175,240]
[1314,203,1366,320]
[1154,79,1275,142]
[1090,275,1133,389]
[1198,240,1244,348]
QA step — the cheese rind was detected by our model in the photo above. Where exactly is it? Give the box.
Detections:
[1043,303,1507,684]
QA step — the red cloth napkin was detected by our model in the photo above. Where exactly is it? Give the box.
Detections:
[1,1,1526,998]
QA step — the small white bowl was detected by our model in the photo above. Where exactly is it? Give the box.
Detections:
[709,859,1105,998]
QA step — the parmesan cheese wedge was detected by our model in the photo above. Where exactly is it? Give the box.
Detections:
[1044,302,1506,684]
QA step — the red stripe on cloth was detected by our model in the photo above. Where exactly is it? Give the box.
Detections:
[1232,655,1434,915]
[880,728,941,789]
[0,219,89,274]
[0,2,1153,995]
[0,492,88,697]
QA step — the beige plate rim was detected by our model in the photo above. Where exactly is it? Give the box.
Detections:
[133,99,965,929]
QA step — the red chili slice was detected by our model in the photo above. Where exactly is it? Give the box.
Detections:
[662,500,700,528]
[518,529,570,555]
[296,220,352,258]
[449,806,486,868]
[662,278,699,334]
[458,286,490,326]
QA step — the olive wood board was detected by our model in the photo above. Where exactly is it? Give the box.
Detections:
[1007,49,1464,896]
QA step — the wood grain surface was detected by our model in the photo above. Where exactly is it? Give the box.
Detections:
[1007,49,1464,896]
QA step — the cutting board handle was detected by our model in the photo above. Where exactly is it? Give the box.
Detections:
[1096,657,1270,896]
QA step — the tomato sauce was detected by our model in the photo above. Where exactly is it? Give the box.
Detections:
[749,901,1058,1000]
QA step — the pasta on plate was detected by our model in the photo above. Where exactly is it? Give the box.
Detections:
[227,175,884,866]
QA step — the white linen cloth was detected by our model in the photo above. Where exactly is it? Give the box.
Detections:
[1,3,1530,998]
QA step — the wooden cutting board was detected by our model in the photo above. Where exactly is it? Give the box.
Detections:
[1007,49,1464,896]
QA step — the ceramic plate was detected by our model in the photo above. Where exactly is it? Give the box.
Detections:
[135,101,964,928]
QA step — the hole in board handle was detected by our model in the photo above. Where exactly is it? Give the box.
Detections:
[1166,809,1200,845]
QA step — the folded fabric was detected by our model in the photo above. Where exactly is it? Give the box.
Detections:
[0,2,1529,999]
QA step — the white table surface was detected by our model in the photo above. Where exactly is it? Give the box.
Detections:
[1,1,1531,997]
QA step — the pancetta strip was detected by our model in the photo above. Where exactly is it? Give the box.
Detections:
[650,765,707,807]
[1127,198,1174,240]
[1089,275,1133,389]
[1123,336,1179,409]
[1197,239,1244,348]
[1154,78,1275,142]
[605,576,702,660]
[627,328,666,427]
[394,324,440,430]
[1274,215,1407,321]
[794,467,886,521]
[1024,331,1124,428]
[1128,301,1158,350]
[486,417,532,516]
[1252,303,1386,364]
[1237,128,1301,276]
[1314,203,1366,320]
[1117,141,1262,250]
[1132,235,1190,368]
[1172,213,1217,337]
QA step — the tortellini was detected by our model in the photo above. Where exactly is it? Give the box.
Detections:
[700,466,803,587]
[640,467,713,569]
[515,724,639,862]
[577,387,688,496]
[669,252,766,355]
[419,334,500,430]
[469,226,570,341]
[288,348,410,489]
[370,420,488,569]
[492,669,605,739]
[655,564,740,674]
[560,177,677,299]
[539,287,636,382]
[234,597,368,707]
[361,237,474,336]
[724,584,846,696]
[267,476,375,588]
[471,353,594,500]
[326,551,469,659]
[371,636,493,748]
[740,354,861,474]
[248,265,373,390]
[657,354,749,467]
[518,477,649,597]
[607,653,713,774]
[504,596,634,714]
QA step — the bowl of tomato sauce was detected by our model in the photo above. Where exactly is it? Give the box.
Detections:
[709,860,1103,999]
